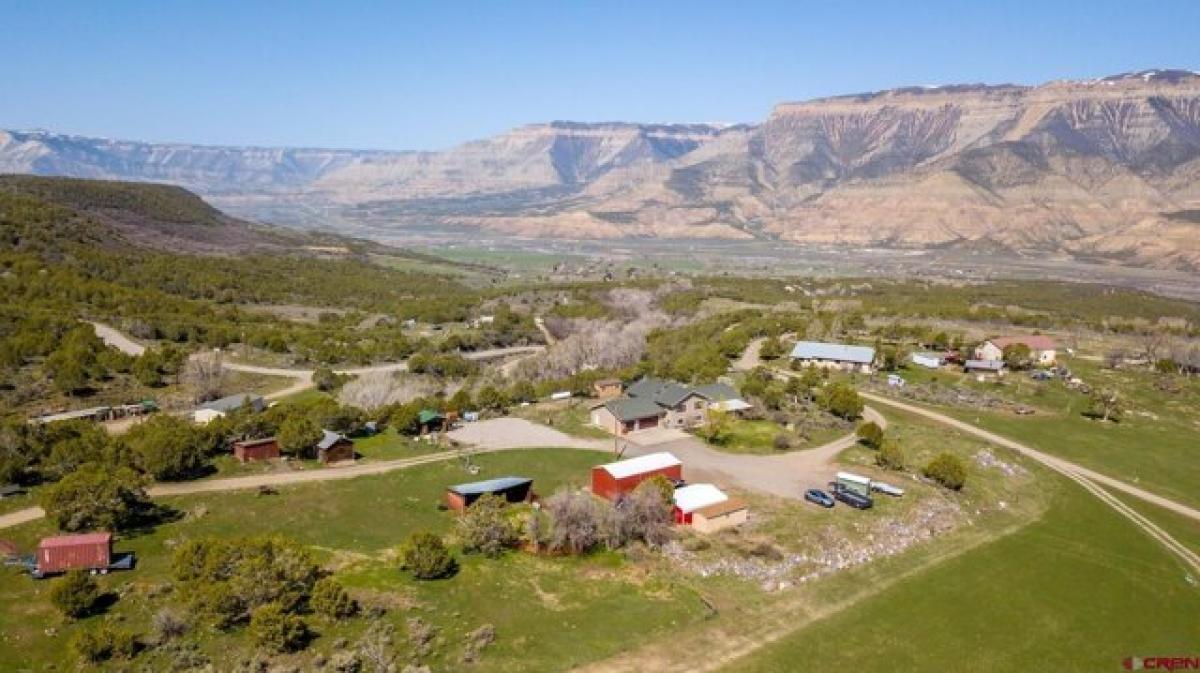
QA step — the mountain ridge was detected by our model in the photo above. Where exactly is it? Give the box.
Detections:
[4,69,1200,270]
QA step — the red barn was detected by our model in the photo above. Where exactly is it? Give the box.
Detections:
[232,437,280,462]
[37,532,112,576]
[591,452,682,501]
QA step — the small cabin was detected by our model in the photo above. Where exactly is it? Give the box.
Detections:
[593,378,623,399]
[445,476,535,511]
[316,431,355,464]
[232,437,280,463]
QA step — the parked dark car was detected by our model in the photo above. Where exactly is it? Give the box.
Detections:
[804,488,835,508]
[828,482,874,510]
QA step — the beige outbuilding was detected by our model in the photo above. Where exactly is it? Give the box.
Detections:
[690,498,749,533]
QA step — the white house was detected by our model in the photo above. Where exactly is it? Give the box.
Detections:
[911,352,943,369]
[191,393,265,425]
[975,336,1057,365]
[790,341,876,373]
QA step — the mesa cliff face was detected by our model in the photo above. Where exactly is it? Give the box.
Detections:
[4,70,1200,270]
[561,71,1200,269]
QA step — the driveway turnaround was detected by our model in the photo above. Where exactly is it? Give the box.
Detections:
[619,408,887,500]
[447,417,608,451]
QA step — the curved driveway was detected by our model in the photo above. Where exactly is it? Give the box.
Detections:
[617,408,887,500]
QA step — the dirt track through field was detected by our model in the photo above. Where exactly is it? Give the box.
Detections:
[856,391,1200,524]
[0,435,604,530]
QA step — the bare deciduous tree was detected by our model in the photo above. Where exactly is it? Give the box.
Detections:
[622,484,674,548]
[514,313,672,382]
[183,351,226,403]
[1137,329,1168,364]
[545,489,599,555]
[356,621,398,673]
[338,372,438,411]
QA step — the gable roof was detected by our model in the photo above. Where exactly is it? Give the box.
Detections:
[790,341,876,364]
[448,476,533,496]
[418,409,444,424]
[696,497,748,518]
[598,452,681,479]
[603,396,665,422]
[673,483,729,514]
[626,377,741,408]
[694,382,739,402]
[626,377,695,407]
[233,436,277,448]
[39,532,112,549]
[987,335,1057,351]
[317,430,348,450]
[201,393,265,413]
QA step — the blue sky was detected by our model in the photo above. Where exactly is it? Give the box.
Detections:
[2,1,1197,150]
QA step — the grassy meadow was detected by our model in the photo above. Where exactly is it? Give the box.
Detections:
[0,448,714,672]
[886,357,1200,509]
[721,475,1200,673]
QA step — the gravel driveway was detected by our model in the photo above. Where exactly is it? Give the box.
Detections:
[618,407,887,500]
[447,418,609,451]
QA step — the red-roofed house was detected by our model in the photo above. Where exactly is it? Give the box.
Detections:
[975,336,1058,365]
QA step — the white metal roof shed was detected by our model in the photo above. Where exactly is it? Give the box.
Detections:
[599,452,682,479]
[790,341,876,364]
[673,483,729,514]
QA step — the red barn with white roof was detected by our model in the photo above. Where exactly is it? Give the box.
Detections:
[591,452,682,501]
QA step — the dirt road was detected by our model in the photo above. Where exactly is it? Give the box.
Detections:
[88,321,146,356]
[90,320,543,400]
[858,391,1200,524]
[576,368,1200,673]
[0,436,605,530]
[533,316,557,345]
[0,507,46,530]
[731,337,764,371]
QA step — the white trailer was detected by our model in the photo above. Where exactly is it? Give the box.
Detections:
[835,471,872,497]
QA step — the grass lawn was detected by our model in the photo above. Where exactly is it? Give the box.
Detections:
[721,474,1200,673]
[349,426,447,460]
[0,449,709,672]
[709,418,849,455]
[0,489,37,516]
[514,400,612,440]
[880,359,1200,510]
[205,427,445,478]
[1115,492,1200,558]
[273,386,331,405]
